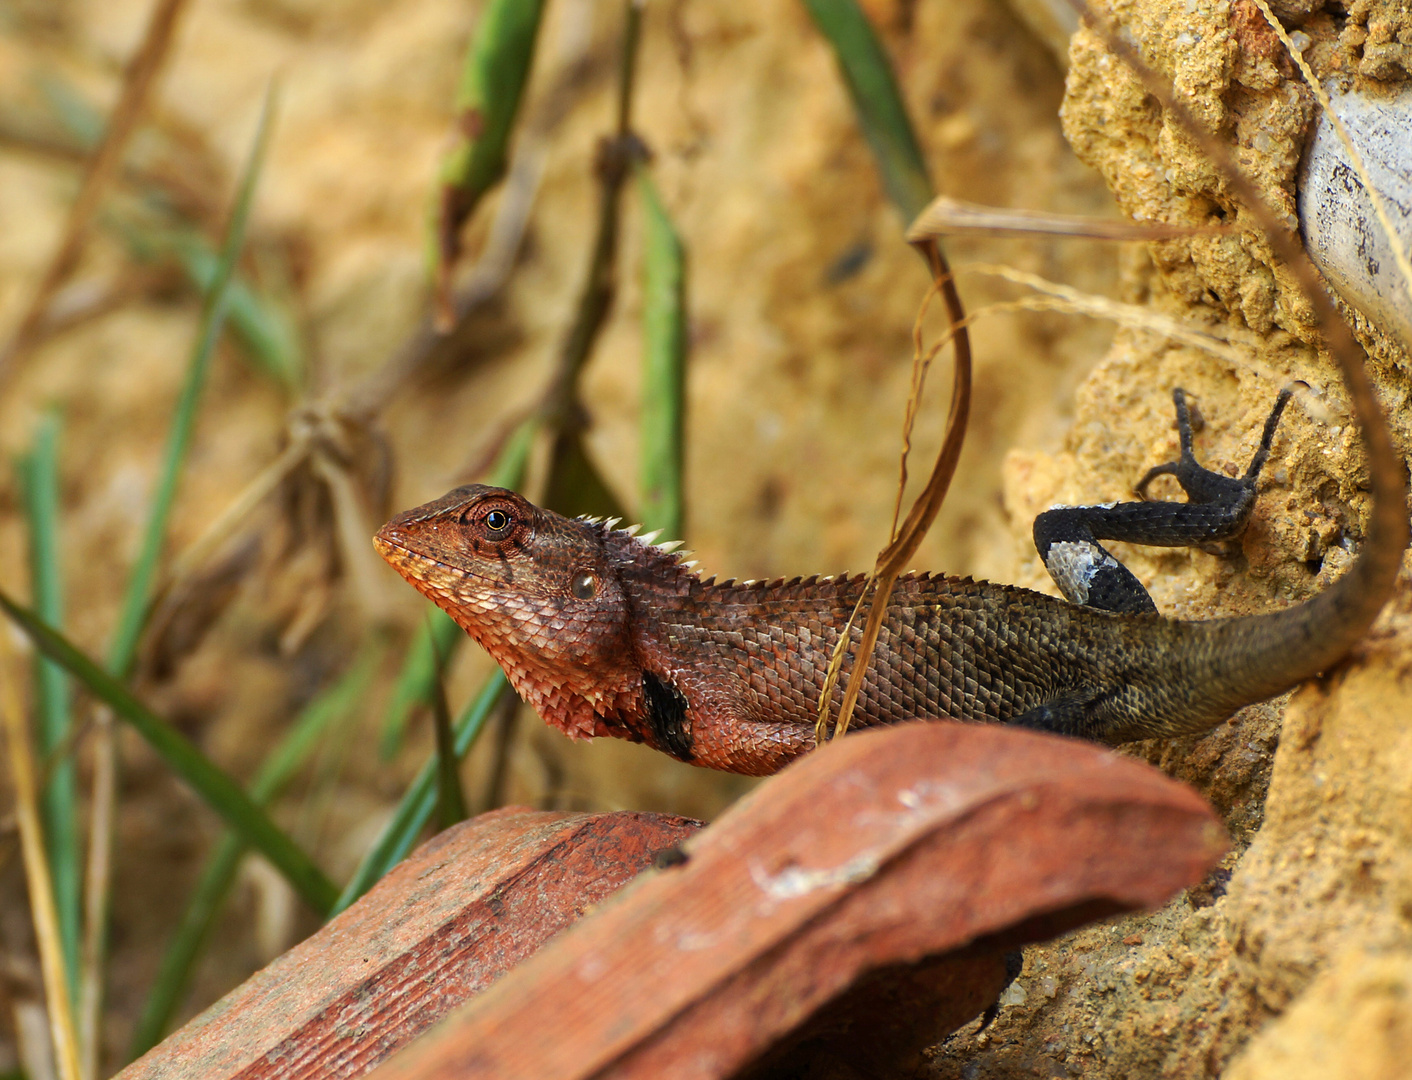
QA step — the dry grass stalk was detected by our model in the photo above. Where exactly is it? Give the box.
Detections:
[0,629,82,1080]
[816,242,973,745]
[0,0,191,388]
[906,194,1227,243]
[964,262,1245,365]
[78,710,116,1080]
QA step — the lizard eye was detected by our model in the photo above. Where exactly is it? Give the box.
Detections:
[571,571,598,600]
[484,509,511,532]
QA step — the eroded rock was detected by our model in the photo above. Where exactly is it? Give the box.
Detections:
[931,1,1412,1076]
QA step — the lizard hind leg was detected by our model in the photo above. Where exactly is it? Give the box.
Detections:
[1007,692,1113,741]
[1032,387,1293,615]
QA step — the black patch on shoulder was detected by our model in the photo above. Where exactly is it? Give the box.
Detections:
[643,671,693,761]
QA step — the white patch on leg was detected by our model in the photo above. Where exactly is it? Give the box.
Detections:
[1045,541,1119,606]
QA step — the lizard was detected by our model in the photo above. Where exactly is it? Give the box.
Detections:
[373,383,1408,777]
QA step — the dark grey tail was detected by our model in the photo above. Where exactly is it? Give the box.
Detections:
[1197,384,1407,725]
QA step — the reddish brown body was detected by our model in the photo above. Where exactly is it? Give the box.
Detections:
[373,464,1404,776]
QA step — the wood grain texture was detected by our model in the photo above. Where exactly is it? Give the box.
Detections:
[116,808,701,1080]
[365,722,1227,1080]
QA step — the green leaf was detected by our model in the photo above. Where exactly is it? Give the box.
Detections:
[128,640,383,1060]
[107,86,279,679]
[543,427,627,523]
[39,71,302,391]
[332,672,509,917]
[436,0,548,272]
[802,0,933,221]
[36,72,105,148]
[166,232,304,390]
[377,611,462,761]
[16,410,80,1004]
[428,625,468,830]
[635,167,688,539]
[0,592,338,916]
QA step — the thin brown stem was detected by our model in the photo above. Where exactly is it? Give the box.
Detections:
[78,709,116,1080]
[818,241,973,743]
[0,624,81,1080]
[0,0,191,391]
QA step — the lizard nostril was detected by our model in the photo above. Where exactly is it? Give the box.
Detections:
[571,572,598,600]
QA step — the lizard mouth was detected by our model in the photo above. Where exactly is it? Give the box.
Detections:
[373,522,449,566]
[373,529,484,591]
[372,528,420,570]
[374,528,524,627]
[372,528,409,555]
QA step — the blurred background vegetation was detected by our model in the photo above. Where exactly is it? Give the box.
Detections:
[0,0,1123,1074]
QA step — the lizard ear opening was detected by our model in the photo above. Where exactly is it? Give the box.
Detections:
[571,571,598,600]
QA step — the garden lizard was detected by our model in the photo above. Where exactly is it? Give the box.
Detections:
[374,386,1407,776]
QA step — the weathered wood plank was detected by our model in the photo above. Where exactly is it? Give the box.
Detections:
[117,807,700,1080]
[366,723,1226,1080]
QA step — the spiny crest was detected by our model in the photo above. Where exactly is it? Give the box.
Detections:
[705,571,869,593]
[594,517,705,575]
[583,515,948,592]
[575,514,624,530]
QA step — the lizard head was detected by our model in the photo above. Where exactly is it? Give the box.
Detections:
[374,484,646,740]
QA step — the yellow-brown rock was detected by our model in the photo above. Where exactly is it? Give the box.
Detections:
[1224,951,1412,1080]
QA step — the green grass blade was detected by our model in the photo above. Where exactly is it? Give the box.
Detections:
[127,838,237,1059]
[435,0,548,277]
[107,86,278,679]
[635,167,688,538]
[127,640,383,1060]
[428,627,468,829]
[36,72,105,147]
[488,416,539,491]
[0,592,338,915]
[377,611,461,761]
[332,672,509,917]
[802,0,932,221]
[543,428,628,522]
[16,411,81,1005]
[167,232,304,390]
[248,646,384,806]
[38,71,303,393]
[102,215,306,391]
